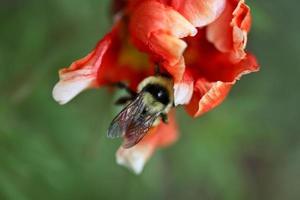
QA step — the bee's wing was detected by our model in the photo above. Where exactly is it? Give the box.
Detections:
[122,111,160,148]
[107,93,160,148]
[107,94,146,139]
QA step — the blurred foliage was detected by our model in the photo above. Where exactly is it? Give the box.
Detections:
[0,0,299,200]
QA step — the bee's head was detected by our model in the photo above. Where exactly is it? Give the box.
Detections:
[143,83,170,105]
[137,76,174,111]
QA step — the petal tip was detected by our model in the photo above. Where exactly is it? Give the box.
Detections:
[116,145,152,175]
[52,77,95,105]
[174,82,193,106]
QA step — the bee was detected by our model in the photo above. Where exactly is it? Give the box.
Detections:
[107,74,174,148]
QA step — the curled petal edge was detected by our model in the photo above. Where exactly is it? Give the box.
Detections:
[206,0,252,61]
[185,54,259,117]
[169,0,226,28]
[52,33,113,105]
[185,80,232,117]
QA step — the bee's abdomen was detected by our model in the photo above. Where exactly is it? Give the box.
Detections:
[143,84,170,105]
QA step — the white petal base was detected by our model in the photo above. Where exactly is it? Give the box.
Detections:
[174,82,193,106]
[116,144,153,175]
[52,75,95,105]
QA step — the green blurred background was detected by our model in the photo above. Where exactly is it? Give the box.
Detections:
[0,0,299,200]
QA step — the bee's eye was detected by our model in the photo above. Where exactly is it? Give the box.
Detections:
[157,91,164,98]
[144,84,170,105]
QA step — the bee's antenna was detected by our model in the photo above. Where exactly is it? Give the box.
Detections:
[154,64,161,75]
[154,63,172,78]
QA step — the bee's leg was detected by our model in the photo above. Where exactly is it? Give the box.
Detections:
[115,96,133,105]
[160,113,169,124]
[112,82,137,97]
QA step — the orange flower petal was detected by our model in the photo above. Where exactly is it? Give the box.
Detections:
[162,56,185,83]
[184,33,258,117]
[206,0,252,61]
[166,0,226,27]
[155,110,178,147]
[130,1,197,40]
[53,23,152,105]
[184,30,259,83]
[149,32,187,66]
[195,52,259,83]
[52,33,112,104]
[129,0,197,81]
[116,111,178,174]
[185,80,232,117]
[148,32,187,81]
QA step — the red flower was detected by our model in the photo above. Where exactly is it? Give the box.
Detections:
[53,0,259,174]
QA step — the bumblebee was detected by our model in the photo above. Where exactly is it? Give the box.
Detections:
[107,75,174,148]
